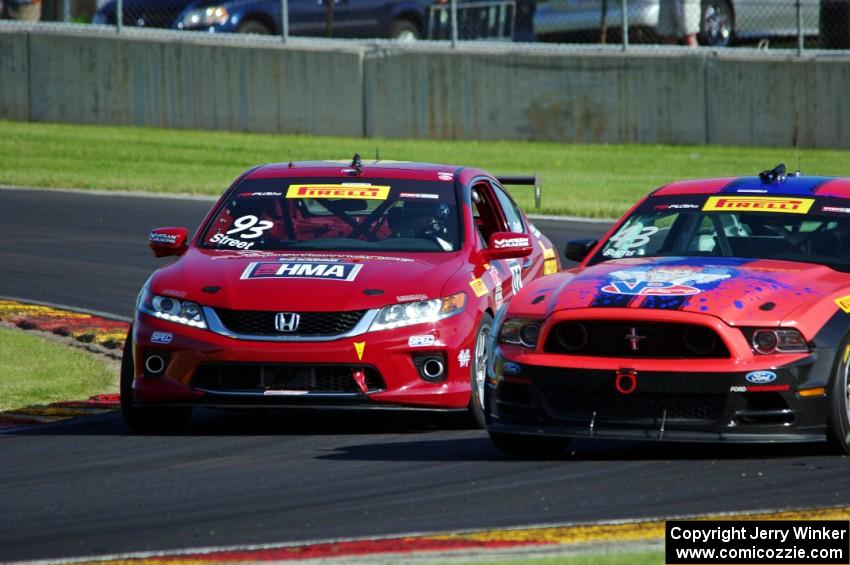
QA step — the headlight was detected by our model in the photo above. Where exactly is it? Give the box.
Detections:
[138,288,207,329]
[178,5,229,28]
[498,318,542,349]
[750,329,808,354]
[370,293,466,331]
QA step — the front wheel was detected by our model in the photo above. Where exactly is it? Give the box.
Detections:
[236,19,272,35]
[489,431,570,459]
[120,330,192,434]
[468,313,493,428]
[827,339,850,454]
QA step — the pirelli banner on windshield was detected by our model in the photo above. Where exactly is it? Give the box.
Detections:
[703,196,815,214]
[286,184,391,200]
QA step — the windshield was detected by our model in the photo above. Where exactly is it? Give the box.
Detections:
[590,195,850,271]
[201,177,461,252]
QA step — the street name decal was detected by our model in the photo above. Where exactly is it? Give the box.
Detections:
[286,184,390,200]
[703,196,814,214]
[241,261,363,282]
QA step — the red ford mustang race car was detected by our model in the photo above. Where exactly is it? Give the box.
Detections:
[121,156,560,431]
[486,165,850,456]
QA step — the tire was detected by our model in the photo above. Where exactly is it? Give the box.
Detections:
[120,330,192,434]
[699,0,734,47]
[236,19,272,35]
[489,431,570,459]
[827,338,850,454]
[389,18,420,41]
[468,313,493,428]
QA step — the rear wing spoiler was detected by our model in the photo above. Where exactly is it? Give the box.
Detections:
[496,174,541,209]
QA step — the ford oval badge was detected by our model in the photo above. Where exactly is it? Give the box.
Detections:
[746,370,777,384]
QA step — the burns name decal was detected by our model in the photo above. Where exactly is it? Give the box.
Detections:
[241,261,362,282]
[601,266,732,296]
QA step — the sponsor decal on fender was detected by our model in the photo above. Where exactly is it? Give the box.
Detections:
[835,295,850,314]
[408,335,436,347]
[458,349,471,368]
[494,236,530,249]
[543,259,558,275]
[151,331,173,345]
[286,184,390,200]
[469,278,488,298]
[241,261,362,281]
[703,196,814,214]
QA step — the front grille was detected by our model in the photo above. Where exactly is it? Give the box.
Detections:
[544,321,729,358]
[540,391,725,424]
[193,364,385,394]
[215,309,367,336]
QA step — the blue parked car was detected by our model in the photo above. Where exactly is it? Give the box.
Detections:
[93,0,533,40]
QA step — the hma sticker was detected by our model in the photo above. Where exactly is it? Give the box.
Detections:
[241,262,363,282]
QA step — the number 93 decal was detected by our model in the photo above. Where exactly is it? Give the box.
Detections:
[226,215,273,239]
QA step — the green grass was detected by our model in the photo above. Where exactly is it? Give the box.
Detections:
[2,120,850,218]
[429,550,663,564]
[0,327,117,411]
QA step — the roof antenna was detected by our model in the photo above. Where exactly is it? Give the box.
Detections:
[375,146,380,161]
[759,163,787,184]
[351,153,362,175]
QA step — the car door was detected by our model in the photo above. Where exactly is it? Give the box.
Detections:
[471,179,541,308]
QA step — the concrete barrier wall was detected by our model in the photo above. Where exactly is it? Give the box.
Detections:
[0,26,847,148]
[364,49,707,144]
[0,30,29,121]
[16,28,365,136]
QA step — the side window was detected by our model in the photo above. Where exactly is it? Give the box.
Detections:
[471,182,504,246]
[491,184,525,233]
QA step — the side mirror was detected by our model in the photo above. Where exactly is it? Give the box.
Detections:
[149,227,189,258]
[564,238,598,263]
[483,232,533,261]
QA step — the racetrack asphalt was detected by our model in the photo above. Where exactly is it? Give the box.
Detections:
[2,188,850,562]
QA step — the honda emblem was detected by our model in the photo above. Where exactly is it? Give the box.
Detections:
[274,312,300,332]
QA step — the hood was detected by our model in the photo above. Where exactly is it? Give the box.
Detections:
[537,256,850,327]
[149,248,465,312]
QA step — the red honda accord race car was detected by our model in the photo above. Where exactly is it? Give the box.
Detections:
[485,165,850,456]
[121,156,560,431]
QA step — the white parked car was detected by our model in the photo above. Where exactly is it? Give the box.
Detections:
[534,0,820,47]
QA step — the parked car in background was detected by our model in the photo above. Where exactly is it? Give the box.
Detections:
[534,0,820,47]
[93,0,531,40]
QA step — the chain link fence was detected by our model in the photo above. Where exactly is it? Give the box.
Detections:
[2,0,850,51]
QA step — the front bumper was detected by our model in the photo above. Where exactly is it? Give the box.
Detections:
[485,351,832,443]
[130,309,479,410]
